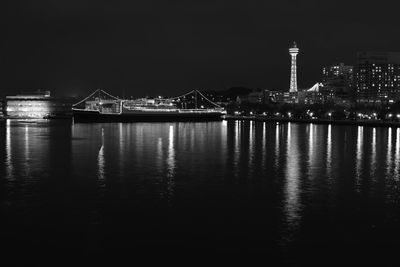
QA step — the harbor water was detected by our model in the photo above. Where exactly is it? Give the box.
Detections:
[1,119,400,265]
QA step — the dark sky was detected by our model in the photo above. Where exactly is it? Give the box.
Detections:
[1,0,399,98]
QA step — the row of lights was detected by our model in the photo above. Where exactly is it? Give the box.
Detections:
[237,110,400,121]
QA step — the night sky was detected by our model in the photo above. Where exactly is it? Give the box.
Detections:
[1,0,399,98]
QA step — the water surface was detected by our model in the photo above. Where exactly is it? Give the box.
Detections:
[1,120,400,264]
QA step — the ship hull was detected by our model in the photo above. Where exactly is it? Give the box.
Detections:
[73,109,224,122]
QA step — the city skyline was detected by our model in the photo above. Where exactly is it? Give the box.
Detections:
[1,0,400,98]
[3,2,400,265]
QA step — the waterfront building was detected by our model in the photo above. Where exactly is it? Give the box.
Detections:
[298,91,325,105]
[286,92,298,104]
[296,90,352,106]
[289,42,299,93]
[265,90,284,103]
[297,82,347,106]
[5,90,74,118]
[355,52,400,103]
[265,91,298,104]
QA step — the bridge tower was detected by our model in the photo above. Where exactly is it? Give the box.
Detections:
[289,42,299,92]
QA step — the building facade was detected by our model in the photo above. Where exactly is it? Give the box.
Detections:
[322,62,353,95]
[298,91,326,105]
[5,91,74,118]
[266,91,298,104]
[0,99,3,117]
[355,52,400,103]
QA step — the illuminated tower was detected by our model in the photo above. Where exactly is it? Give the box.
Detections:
[289,42,299,92]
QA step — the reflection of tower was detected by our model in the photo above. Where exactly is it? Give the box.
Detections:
[289,42,299,92]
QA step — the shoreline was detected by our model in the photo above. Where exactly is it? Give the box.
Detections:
[224,115,400,128]
[3,115,400,128]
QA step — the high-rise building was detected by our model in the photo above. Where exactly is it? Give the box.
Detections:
[322,63,354,95]
[323,63,353,84]
[289,42,299,92]
[355,52,400,103]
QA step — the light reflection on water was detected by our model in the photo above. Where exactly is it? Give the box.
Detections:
[386,128,392,177]
[283,123,301,241]
[164,125,175,203]
[326,124,332,182]
[221,121,227,152]
[248,120,255,175]
[275,122,280,169]
[356,126,364,191]
[97,128,105,187]
[262,122,266,171]
[24,126,30,178]
[5,120,13,182]
[395,129,400,178]
[5,121,400,202]
[3,120,400,261]
[119,123,124,177]
[308,123,317,182]
[371,127,377,177]
[156,137,163,172]
[233,120,240,179]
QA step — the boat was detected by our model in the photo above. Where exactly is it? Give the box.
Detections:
[72,89,226,122]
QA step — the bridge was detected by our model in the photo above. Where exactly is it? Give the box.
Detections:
[307,83,324,92]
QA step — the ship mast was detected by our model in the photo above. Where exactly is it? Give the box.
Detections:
[195,90,198,109]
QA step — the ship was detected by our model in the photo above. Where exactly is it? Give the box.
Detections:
[72,89,226,122]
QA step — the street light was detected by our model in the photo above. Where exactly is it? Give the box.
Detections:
[328,112,332,120]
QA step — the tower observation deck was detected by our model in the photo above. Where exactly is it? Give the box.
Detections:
[289,42,299,92]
